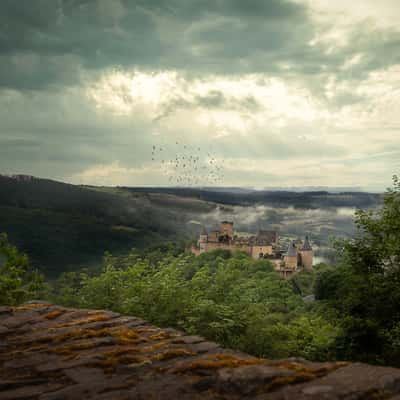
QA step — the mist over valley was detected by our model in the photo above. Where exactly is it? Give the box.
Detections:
[0,174,381,276]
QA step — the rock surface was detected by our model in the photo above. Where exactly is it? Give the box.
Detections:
[1,302,400,399]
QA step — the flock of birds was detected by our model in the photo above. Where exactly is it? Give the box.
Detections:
[151,142,225,186]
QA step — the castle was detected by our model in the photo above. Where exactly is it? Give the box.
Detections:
[191,221,313,278]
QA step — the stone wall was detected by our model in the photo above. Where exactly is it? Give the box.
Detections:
[284,254,297,269]
[203,242,253,256]
[2,302,400,399]
[219,222,234,237]
[251,245,273,259]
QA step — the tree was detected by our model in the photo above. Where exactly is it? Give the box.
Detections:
[51,246,336,361]
[343,175,400,275]
[316,176,400,365]
[0,233,46,305]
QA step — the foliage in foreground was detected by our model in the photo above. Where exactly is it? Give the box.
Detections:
[0,233,46,305]
[49,248,337,361]
[315,175,400,365]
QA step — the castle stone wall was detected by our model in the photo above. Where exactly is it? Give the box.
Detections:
[299,250,313,270]
[219,222,234,237]
[251,245,273,259]
[204,242,252,256]
[284,255,297,269]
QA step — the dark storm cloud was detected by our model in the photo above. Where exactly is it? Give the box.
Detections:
[0,0,162,89]
[136,0,304,19]
[1,0,400,91]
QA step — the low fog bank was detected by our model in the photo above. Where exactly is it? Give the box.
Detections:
[117,189,381,265]
[198,204,359,238]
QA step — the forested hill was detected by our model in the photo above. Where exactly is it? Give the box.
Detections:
[0,175,212,277]
[0,175,382,276]
[122,186,382,208]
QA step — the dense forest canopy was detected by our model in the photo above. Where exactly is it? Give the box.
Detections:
[1,176,399,366]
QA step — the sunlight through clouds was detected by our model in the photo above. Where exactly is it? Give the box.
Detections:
[1,0,399,190]
[87,70,327,134]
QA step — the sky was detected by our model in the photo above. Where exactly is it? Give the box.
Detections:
[0,0,399,191]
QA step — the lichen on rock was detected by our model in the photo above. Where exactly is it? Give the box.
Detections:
[2,303,400,399]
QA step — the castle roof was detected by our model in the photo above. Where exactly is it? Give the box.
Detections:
[286,242,298,257]
[201,227,208,235]
[301,236,312,251]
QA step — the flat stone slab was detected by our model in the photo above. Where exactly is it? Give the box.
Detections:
[1,303,400,399]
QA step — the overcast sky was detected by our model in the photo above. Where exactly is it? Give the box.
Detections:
[1,0,399,191]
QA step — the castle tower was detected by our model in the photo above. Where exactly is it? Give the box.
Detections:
[219,221,234,238]
[199,227,208,253]
[284,242,298,269]
[299,236,313,271]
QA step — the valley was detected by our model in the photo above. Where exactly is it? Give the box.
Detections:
[0,175,381,276]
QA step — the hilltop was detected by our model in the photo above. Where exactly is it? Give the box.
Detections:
[122,186,381,209]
